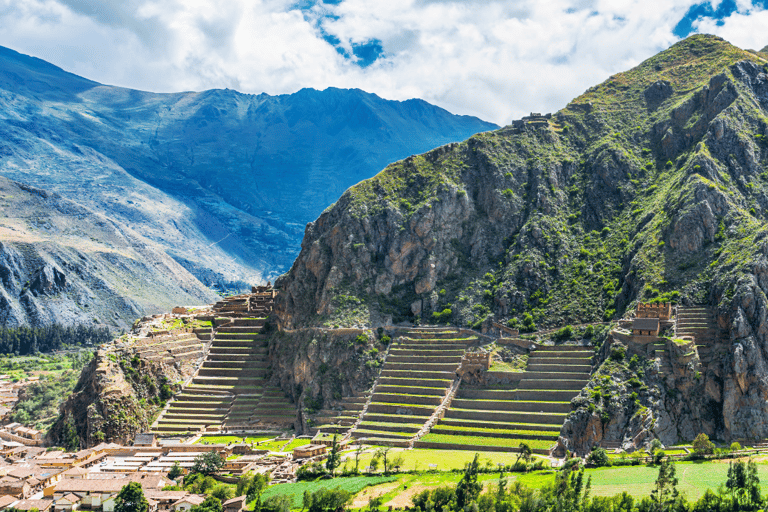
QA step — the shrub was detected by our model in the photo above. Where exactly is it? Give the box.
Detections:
[730,441,742,452]
[610,346,626,362]
[692,433,715,456]
[587,447,611,467]
[553,325,575,341]
[431,308,453,324]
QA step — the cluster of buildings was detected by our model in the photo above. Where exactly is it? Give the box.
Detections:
[0,442,252,512]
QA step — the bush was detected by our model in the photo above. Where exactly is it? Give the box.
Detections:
[553,325,574,341]
[730,441,742,452]
[431,308,453,324]
[519,313,537,333]
[692,433,715,456]
[610,346,626,362]
[587,447,611,467]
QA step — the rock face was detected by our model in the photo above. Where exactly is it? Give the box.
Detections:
[0,177,217,329]
[48,348,189,447]
[0,45,497,282]
[268,328,386,433]
[276,36,768,442]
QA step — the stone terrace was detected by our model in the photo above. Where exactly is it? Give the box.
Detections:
[417,345,593,454]
[676,306,725,370]
[153,293,294,434]
[347,328,477,447]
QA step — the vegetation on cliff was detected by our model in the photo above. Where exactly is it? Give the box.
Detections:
[277,35,768,330]
[275,35,768,443]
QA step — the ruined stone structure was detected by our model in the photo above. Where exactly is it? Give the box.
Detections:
[637,302,672,320]
[153,287,295,433]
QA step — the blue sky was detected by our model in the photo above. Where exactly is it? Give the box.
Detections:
[1,0,767,124]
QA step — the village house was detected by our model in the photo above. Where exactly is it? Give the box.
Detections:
[223,495,247,512]
[172,494,206,512]
[12,498,54,511]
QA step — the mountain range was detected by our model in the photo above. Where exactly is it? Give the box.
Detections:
[0,45,496,327]
[0,44,497,287]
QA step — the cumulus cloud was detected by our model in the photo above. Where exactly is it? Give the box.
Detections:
[0,0,766,124]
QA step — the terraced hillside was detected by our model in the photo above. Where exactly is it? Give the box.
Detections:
[676,306,725,371]
[348,328,477,447]
[417,345,593,454]
[153,292,295,434]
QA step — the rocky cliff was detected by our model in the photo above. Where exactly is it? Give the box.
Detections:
[49,315,207,447]
[276,35,768,443]
[268,328,387,433]
[0,176,217,329]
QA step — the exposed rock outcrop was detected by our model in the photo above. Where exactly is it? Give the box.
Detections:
[275,36,768,444]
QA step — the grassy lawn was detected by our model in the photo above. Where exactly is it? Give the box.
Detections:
[349,448,532,472]
[260,476,398,508]
[195,435,275,445]
[420,434,553,450]
[513,461,768,500]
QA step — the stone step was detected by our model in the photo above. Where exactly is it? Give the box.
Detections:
[384,362,459,372]
[351,430,414,440]
[357,422,422,433]
[365,403,434,416]
[375,385,447,396]
[378,376,452,388]
[371,393,442,406]
[381,369,455,380]
[390,348,466,357]
[362,413,431,424]
[520,371,591,381]
[449,399,571,414]
[534,346,593,352]
[516,379,587,391]
[386,355,463,364]
[440,418,562,431]
[396,343,468,351]
[526,363,591,373]
[444,408,566,424]
[527,356,592,365]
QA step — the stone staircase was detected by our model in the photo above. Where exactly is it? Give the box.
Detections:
[349,328,476,447]
[676,306,724,369]
[311,395,369,435]
[417,345,593,454]
[153,294,295,434]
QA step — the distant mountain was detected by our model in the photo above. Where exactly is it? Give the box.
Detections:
[0,46,498,285]
[0,176,217,329]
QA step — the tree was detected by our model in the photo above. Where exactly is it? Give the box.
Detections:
[516,442,533,467]
[587,447,611,467]
[692,433,715,457]
[375,447,392,474]
[455,453,482,509]
[354,444,365,474]
[262,494,292,512]
[192,451,225,475]
[651,459,679,509]
[115,482,149,512]
[189,496,222,512]
[725,459,762,510]
[326,434,341,475]
[168,462,184,479]
[302,487,352,512]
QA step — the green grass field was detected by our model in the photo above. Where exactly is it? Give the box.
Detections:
[420,434,554,450]
[195,435,276,445]
[349,448,536,472]
[261,476,398,508]
[514,461,768,500]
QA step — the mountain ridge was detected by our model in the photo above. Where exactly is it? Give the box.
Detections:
[0,44,498,288]
[274,34,768,443]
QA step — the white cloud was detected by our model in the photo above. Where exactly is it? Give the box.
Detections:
[693,5,768,51]
[0,0,766,125]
